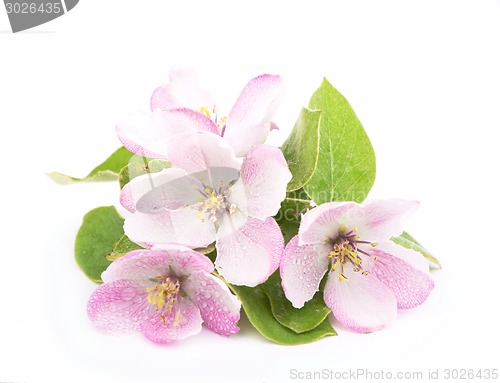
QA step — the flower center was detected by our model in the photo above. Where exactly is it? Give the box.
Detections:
[147,277,182,325]
[327,226,378,282]
[193,181,237,223]
[200,105,227,134]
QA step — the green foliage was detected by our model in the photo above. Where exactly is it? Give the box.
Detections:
[229,282,336,345]
[392,231,442,269]
[74,206,125,283]
[261,272,331,333]
[281,108,321,192]
[304,78,376,204]
[48,147,134,184]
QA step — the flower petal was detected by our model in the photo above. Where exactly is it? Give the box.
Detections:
[120,168,196,213]
[150,66,215,111]
[166,131,241,174]
[116,108,218,158]
[280,235,330,309]
[298,202,358,245]
[355,199,419,241]
[324,267,397,333]
[363,244,434,309]
[215,216,284,287]
[238,144,292,220]
[123,208,216,249]
[374,241,430,274]
[102,247,214,282]
[87,279,149,334]
[183,271,241,336]
[140,297,203,343]
[224,74,284,156]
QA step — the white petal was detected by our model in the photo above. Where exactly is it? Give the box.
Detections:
[324,267,397,333]
[362,243,435,309]
[238,144,292,220]
[298,202,358,245]
[116,108,218,159]
[124,208,216,249]
[224,74,284,156]
[166,131,242,174]
[373,241,430,274]
[150,66,215,111]
[280,236,330,308]
[356,199,420,241]
[215,216,284,287]
[120,168,197,213]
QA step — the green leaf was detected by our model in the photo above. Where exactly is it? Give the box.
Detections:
[48,147,135,184]
[107,235,144,261]
[119,157,171,190]
[304,78,376,204]
[392,231,442,269]
[194,242,216,255]
[229,283,336,345]
[75,206,125,283]
[274,192,311,244]
[261,272,331,333]
[281,108,321,192]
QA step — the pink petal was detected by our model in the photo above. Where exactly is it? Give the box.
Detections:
[102,247,214,283]
[215,216,284,287]
[116,108,218,158]
[87,280,149,334]
[150,66,215,112]
[298,202,359,245]
[356,199,420,241]
[183,271,241,336]
[116,111,168,158]
[239,144,292,220]
[140,297,203,343]
[375,241,430,274]
[324,267,397,333]
[123,208,216,249]
[120,168,194,213]
[166,131,242,174]
[224,74,284,156]
[364,244,434,309]
[280,235,330,309]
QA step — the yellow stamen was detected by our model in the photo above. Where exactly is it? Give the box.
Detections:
[200,106,211,117]
[146,278,180,312]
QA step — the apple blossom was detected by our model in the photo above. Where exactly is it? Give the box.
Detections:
[117,66,283,158]
[87,246,241,344]
[120,131,292,287]
[280,199,434,333]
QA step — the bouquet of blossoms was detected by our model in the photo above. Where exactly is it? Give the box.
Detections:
[50,67,440,345]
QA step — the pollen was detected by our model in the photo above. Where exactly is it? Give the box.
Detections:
[147,277,180,312]
[192,181,238,224]
[328,227,377,280]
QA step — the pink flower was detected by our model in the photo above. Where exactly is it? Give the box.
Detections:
[87,246,241,344]
[280,199,434,333]
[120,132,292,287]
[116,66,284,158]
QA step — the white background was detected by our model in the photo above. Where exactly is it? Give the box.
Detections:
[1,1,500,382]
